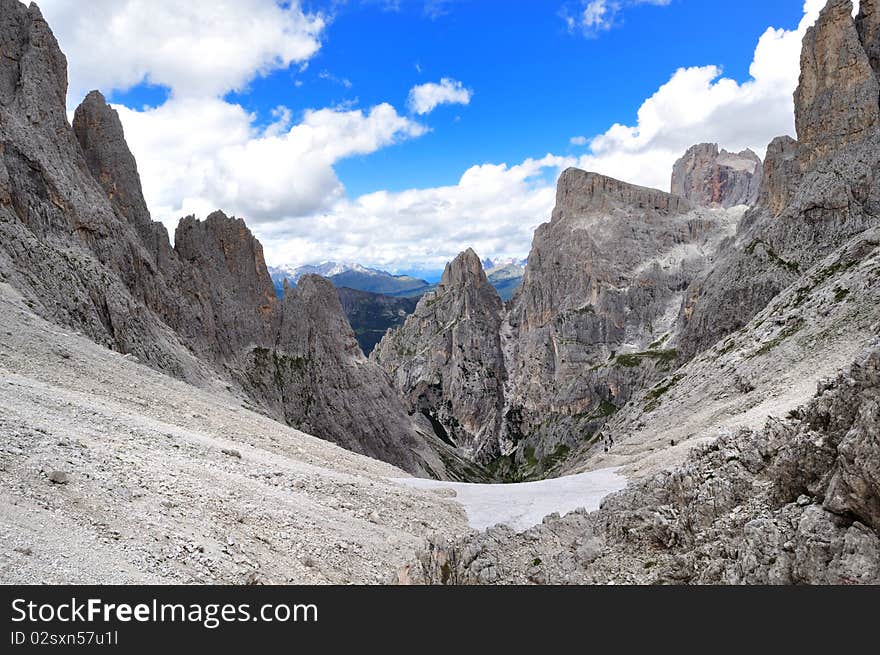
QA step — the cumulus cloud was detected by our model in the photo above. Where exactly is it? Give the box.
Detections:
[257,0,826,269]
[407,78,473,115]
[570,136,588,146]
[563,0,671,36]
[116,99,426,228]
[34,0,325,103]
[572,0,825,190]
[257,155,574,270]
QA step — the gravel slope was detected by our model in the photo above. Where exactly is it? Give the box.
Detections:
[0,283,470,584]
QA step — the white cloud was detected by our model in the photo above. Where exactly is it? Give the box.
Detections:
[318,71,353,89]
[407,78,472,115]
[570,136,588,146]
[572,0,826,191]
[564,0,672,37]
[116,99,426,228]
[42,0,830,273]
[258,0,826,269]
[33,0,325,104]
[257,155,574,271]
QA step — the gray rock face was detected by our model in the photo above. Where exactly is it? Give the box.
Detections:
[677,0,880,362]
[857,0,880,77]
[374,169,741,477]
[0,0,210,384]
[671,143,762,208]
[502,171,739,475]
[239,275,474,479]
[397,0,880,580]
[399,342,880,585]
[379,0,880,487]
[0,0,461,478]
[795,0,880,166]
[757,136,801,216]
[373,249,507,462]
[72,91,152,237]
[174,211,278,358]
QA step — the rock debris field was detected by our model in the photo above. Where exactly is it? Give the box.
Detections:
[0,283,628,584]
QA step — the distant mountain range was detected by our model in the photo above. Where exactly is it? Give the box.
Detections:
[268,262,434,298]
[336,288,418,355]
[482,258,527,301]
[269,259,526,301]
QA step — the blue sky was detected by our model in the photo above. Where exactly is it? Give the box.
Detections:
[41,0,825,274]
[293,0,805,196]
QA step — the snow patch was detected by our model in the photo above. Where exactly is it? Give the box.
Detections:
[394,467,627,532]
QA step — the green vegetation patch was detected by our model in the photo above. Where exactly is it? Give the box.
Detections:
[644,374,684,412]
[542,444,571,472]
[789,256,860,309]
[615,349,678,369]
[745,239,800,274]
[717,338,738,357]
[751,319,805,358]
[596,399,619,417]
[648,334,670,350]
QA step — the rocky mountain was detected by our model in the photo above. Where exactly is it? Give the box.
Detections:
[399,0,880,583]
[675,0,880,362]
[272,259,522,350]
[401,339,880,585]
[237,275,471,479]
[671,143,763,208]
[373,249,508,463]
[269,262,433,297]
[0,0,472,479]
[557,0,880,478]
[502,172,742,476]
[377,0,880,488]
[375,173,743,478]
[336,287,418,355]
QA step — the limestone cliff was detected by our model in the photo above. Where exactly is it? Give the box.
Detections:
[671,143,762,208]
[0,0,210,383]
[373,249,507,462]
[795,0,880,166]
[502,170,740,475]
[374,169,742,478]
[401,340,880,584]
[676,0,880,361]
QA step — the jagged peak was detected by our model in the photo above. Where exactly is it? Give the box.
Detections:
[556,167,692,217]
[671,142,762,207]
[795,0,880,162]
[439,248,491,289]
[78,89,109,108]
[282,273,363,355]
[173,210,276,303]
[288,272,337,300]
[175,210,248,235]
[72,89,153,230]
[0,0,68,119]
[757,135,801,216]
